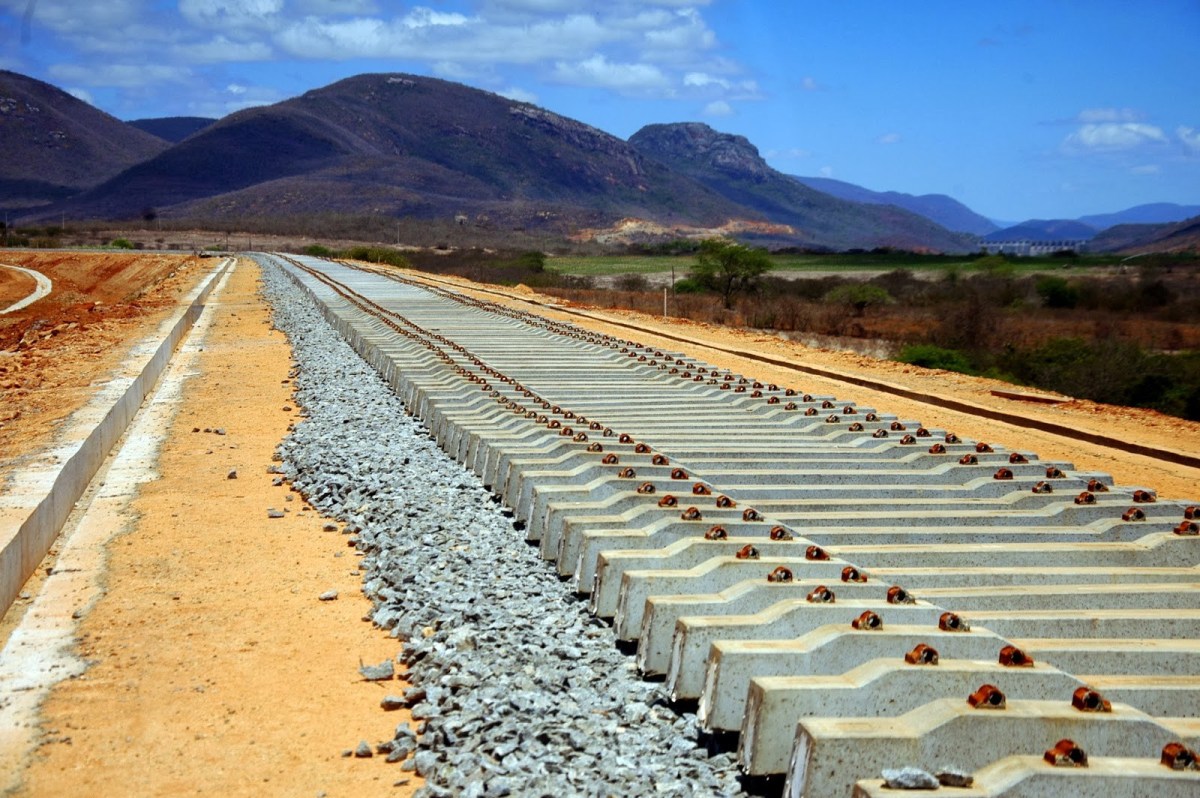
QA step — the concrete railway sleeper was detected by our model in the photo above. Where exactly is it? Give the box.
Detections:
[262,254,1200,797]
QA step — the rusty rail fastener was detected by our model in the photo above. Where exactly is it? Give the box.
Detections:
[999,645,1034,667]
[1175,521,1200,536]
[601,453,619,464]
[636,482,656,495]
[1045,739,1088,767]
[735,544,759,560]
[1087,478,1108,492]
[1133,489,1156,503]
[769,526,793,541]
[805,545,829,561]
[928,443,947,454]
[657,495,678,508]
[1032,481,1053,494]
[1046,466,1066,478]
[1161,743,1199,771]
[939,612,970,632]
[681,506,703,521]
[692,482,711,495]
[959,454,978,465]
[635,443,652,454]
[945,432,961,444]
[886,585,916,605]
[994,467,1014,480]
[904,643,939,665]
[841,566,867,583]
[1009,452,1029,464]
[852,610,882,630]
[1122,507,1146,522]
[1071,687,1111,712]
[872,429,888,438]
[742,508,763,522]
[587,442,604,453]
[704,525,728,540]
[617,467,636,478]
[806,585,835,603]
[651,454,669,465]
[716,495,736,508]
[967,684,1006,709]
[768,566,794,583]
[848,422,864,432]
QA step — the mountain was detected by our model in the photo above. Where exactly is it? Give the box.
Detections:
[1077,203,1200,230]
[629,123,974,251]
[0,70,168,211]
[792,175,997,236]
[128,116,216,143]
[47,73,746,233]
[983,219,1098,242]
[1089,215,1200,253]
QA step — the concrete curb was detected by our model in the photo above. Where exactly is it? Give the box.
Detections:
[0,257,234,614]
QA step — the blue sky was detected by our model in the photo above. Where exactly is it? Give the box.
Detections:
[1,0,1197,222]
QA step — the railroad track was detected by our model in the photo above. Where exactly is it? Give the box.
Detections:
[265,253,1200,797]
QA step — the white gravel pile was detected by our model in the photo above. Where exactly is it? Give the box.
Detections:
[258,258,748,798]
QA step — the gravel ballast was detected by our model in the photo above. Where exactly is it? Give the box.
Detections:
[258,259,748,797]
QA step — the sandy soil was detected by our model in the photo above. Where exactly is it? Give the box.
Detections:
[4,258,419,797]
[0,251,205,475]
[0,264,38,307]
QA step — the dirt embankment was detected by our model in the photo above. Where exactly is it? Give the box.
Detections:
[0,251,203,472]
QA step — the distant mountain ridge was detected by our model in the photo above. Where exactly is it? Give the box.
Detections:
[0,70,168,210]
[5,68,1194,252]
[628,123,974,251]
[792,175,998,236]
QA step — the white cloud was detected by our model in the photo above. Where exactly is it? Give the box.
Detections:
[174,36,273,63]
[702,100,732,117]
[800,76,822,92]
[1130,164,1160,175]
[1078,107,1141,123]
[294,0,378,13]
[551,55,670,93]
[818,165,834,177]
[877,132,902,145]
[643,8,715,52]
[684,72,728,89]
[226,83,247,95]
[1064,122,1167,152]
[179,0,284,30]
[274,12,614,63]
[500,86,538,103]
[1178,126,1200,154]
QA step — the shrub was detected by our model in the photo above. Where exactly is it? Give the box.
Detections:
[1035,275,1080,309]
[303,244,335,257]
[896,344,976,374]
[672,277,705,294]
[110,238,134,249]
[616,273,649,291]
[823,283,892,316]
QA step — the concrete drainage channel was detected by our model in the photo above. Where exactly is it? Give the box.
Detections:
[259,253,1200,797]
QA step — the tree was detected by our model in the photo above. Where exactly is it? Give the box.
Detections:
[690,238,772,309]
[823,282,892,316]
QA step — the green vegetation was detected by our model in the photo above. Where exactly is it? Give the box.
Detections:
[342,245,411,268]
[110,237,134,249]
[690,238,773,309]
[897,344,976,374]
[823,283,892,316]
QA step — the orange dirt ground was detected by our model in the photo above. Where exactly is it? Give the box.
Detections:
[2,252,1198,797]
[2,255,419,797]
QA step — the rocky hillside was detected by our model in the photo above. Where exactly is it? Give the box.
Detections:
[629,123,974,251]
[53,74,745,233]
[0,70,168,211]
